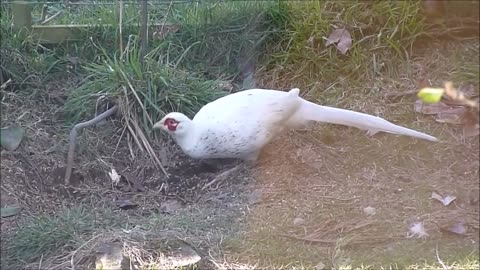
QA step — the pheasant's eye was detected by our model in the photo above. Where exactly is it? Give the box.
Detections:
[164,118,179,131]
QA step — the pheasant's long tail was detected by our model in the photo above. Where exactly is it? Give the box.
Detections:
[296,100,438,142]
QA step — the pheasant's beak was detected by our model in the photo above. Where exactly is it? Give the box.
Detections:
[153,119,166,130]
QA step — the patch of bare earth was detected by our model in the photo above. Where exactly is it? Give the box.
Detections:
[1,40,479,269]
[224,126,478,268]
[222,40,480,268]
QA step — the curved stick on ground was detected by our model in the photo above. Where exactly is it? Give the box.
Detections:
[64,106,118,185]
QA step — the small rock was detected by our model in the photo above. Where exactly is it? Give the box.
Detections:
[218,81,234,92]
[293,217,305,226]
[160,199,183,214]
[161,241,201,268]
[315,262,326,270]
[363,206,376,216]
[247,189,263,205]
[95,242,129,270]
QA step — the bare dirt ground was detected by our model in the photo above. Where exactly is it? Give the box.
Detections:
[1,40,479,269]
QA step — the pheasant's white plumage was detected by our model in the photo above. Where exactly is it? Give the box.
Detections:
[153,88,438,161]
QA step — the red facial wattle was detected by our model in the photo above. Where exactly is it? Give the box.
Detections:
[164,118,178,131]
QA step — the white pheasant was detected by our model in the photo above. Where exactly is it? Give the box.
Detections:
[153,88,438,162]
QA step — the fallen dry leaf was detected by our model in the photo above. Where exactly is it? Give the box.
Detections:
[407,222,429,239]
[414,100,457,115]
[447,222,468,235]
[325,28,352,55]
[415,98,479,138]
[108,168,121,186]
[431,191,456,206]
[363,206,376,216]
[293,217,305,226]
[115,197,138,210]
[434,107,468,125]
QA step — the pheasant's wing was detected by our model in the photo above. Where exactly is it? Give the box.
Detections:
[258,88,301,126]
[193,88,301,126]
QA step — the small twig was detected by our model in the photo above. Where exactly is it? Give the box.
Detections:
[435,244,449,270]
[0,78,12,89]
[40,4,48,22]
[118,0,124,58]
[280,233,338,244]
[119,70,153,126]
[384,90,419,101]
[202,165,240,190]
[15,152,44,193]
[159,0,174,36]
[280,233,400,245]
[38,254,43,270]
[64,106,118,185]
[70,234,102,270]
[128,116,169,176]
[316,195,360,201]
[40,10,63,25]
[112,125,128,156]
[140,0,148,70]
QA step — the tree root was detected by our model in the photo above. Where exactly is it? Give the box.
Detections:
[64,106,118,185]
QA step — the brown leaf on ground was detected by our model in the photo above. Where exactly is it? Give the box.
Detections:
[438,222,469,236]
[415,98,480,138]
[414,100,457,115]
[431,191,456,206]
[115,197,138,210]
[325,28,352,55]
[447,222,468,235]
[434,107,468,125]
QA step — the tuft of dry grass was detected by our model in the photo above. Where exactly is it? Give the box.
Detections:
[23,229,202,270]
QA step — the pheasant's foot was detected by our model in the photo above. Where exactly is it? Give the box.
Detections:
[201,163,245,190]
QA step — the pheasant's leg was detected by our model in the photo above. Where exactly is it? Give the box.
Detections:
[202,165,241,190]
[200,159,224,172]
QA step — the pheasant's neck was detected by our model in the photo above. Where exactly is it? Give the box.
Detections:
[172,122,197,155]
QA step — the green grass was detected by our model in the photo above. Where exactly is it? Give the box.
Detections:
[1,206,121,268]
[28,0,177,25]
[62,36,226,131]
[258,1,427,94]
[154,1,287,81]
[0,4,86,93]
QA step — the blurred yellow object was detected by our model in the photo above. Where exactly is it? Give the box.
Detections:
[418,87,445,104]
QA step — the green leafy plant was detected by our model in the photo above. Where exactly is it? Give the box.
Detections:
[63,37,225,136]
